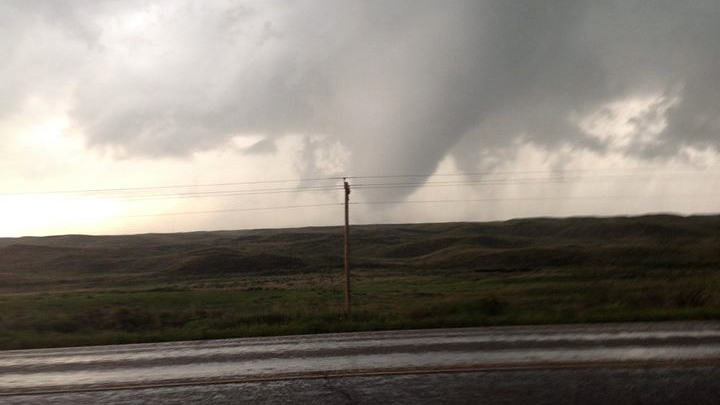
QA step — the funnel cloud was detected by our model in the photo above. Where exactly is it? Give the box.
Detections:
[2,0,720,201]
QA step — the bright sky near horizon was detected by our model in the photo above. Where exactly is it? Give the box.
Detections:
[1,0,719,237]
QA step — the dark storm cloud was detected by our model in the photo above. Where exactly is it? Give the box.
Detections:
[3,1,720,188]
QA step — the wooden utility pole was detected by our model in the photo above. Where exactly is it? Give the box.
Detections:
[343,178,351,315]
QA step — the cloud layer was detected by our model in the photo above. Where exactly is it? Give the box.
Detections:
[3,0,720,186]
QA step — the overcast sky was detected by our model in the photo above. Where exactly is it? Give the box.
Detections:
[1,0,719,237]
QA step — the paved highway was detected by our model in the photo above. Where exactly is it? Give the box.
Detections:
[2,322,719,404]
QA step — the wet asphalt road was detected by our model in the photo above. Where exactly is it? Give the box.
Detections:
[2,322,719,404]
[3,367,720,405]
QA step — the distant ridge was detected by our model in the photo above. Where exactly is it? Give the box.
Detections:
[1,214,719,279]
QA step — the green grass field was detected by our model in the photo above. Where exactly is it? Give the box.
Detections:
[1,215,720,350]
[1,267,719,350]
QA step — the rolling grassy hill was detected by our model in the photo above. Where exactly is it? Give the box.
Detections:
[1,214,719,349]
[1,214,719,285]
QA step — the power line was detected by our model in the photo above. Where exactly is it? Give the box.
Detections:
[4,172,716,203]
[0,176,341,197]
[352,172,720,190]
[78,172,720,202]
[346,167,720,180]
[352,193,720,206]
[3,167,717,197]
[100,193,720,220]
[76,185,344,202]
[115,203,343,219]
